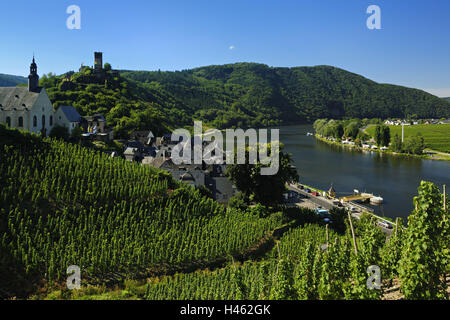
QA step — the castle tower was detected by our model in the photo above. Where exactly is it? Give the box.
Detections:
[94,52,103,71]
[28,56,40,92]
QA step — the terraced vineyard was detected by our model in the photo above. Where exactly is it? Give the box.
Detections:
[0,125,283,298]
[1,125,448,300]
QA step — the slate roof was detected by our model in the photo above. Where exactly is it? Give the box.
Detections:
[59,106,81,122]
[0,87,41,111]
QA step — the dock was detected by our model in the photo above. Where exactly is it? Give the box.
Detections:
[287,183,394,235]
[340,194,372,202]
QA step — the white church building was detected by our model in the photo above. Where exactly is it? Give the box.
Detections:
[0,57,80,136]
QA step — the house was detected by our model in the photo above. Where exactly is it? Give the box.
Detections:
[81,114,106,133]
[130,130,155,146]
[79,114,114,141]
[206,176,236,204]
[55,106,81,134]
[172,167,206,189]
[123,147,142,162]
[0,57,55,136]
[142,135,236,203]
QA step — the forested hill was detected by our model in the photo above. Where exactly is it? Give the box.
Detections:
[38,63,450,139]
[0,73,27,87]
[444,97,450,102]
[121,63,450,127]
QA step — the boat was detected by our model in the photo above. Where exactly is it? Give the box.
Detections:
[370,196,384,205]
[306,132,314,136]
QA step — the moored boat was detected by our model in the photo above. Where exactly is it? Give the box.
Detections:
[370,196,384,204]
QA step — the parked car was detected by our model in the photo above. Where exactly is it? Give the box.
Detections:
[377,221,393,229]
[305,188,311,193]
[316,208,329,218]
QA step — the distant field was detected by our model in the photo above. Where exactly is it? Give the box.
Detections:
[366,124,450,153]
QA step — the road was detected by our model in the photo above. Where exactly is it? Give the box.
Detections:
[287,184,394,235]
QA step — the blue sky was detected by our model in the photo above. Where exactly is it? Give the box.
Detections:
[1,0,450,96]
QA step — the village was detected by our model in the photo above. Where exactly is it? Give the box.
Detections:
[0,53,238,204]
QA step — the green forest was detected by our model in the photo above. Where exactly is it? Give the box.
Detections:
[0,125,448,300]
[35,63,450,139]
[0,73,26,87]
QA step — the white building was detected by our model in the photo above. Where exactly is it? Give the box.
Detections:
[55,105,81,134]
[0,57,55,136]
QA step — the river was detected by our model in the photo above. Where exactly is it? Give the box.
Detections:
[279,124,450,220]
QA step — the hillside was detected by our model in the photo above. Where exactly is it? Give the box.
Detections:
[40,68,193,138]
[121,63,450,126]
[0,125,283,298]
[0,73,27,87]
[39,63,450,138]
[443,97,450,102]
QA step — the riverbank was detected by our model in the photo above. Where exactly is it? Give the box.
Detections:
[315,134,450,161]
[287,183,397,233]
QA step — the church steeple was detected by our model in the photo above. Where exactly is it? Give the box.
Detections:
[28,55,40,92]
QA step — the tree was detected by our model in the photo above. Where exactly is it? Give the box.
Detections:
[329,207,347,234]
[390,133,403,152]
[403,134,424,155]
[374,124,390,147]
[104,63,112,72]
[49,125,69,141]
[70,126,83,142]
[344,121,360,140]
[226,143,299,207]
[334,124,344,139]
[381,125,391,147]
[374,125,382,146]
[228,192,248,211]
[398,181,448,299]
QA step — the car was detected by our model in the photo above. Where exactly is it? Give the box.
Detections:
[305,188,311,193]
[299,185,304,190]
[316,208,329,218]
[323,217,333,224]
[377,221,393,229]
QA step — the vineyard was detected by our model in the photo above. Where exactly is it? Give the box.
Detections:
[0,124,448,300]
[0,125,283,298]
[48,209,449,300]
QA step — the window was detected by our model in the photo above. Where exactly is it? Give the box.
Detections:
[18,117,23,127]
[42,115,45,128]
[6,117,11,127]
[33,116,37,127]
[50,116,53,126]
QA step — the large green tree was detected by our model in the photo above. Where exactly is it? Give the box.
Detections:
[226,143,299,207]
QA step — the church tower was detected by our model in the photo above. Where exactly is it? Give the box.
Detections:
[28,56,40,92]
